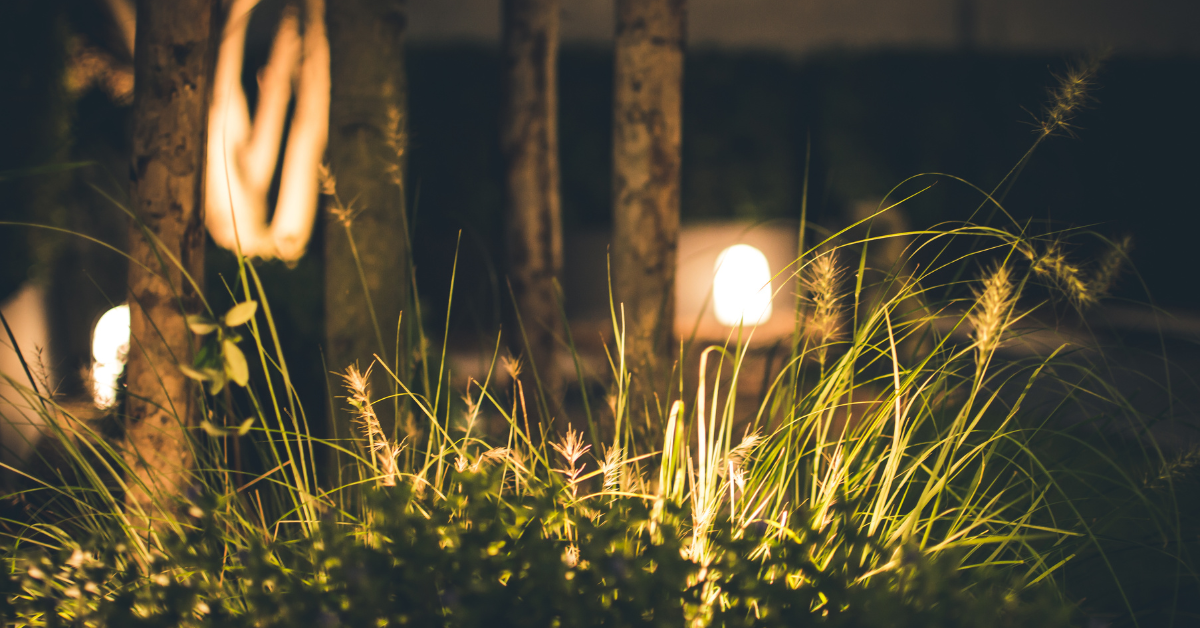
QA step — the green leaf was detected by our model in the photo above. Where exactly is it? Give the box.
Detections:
[206,372,226,395]
[199,420,227,437]
[179,364,210,381]
[194,338,220,367]
[201,419,254,438]
[223,339,249,387]
[224,301,258,327]
[186,314,219,336]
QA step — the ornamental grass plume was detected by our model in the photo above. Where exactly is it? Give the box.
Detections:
[1024,237,1128,310]
[1029,242,1095,308]
[804,251,844,366]
[1038,54,1105,139]
[500,353,523,381]
[469,446,516,473]
[968,264,1018,367]
[317,162,337,197]
[1087,235,1132,300]
[384,104,406,187]
[341,363,400,487]
[600,445,624,493]
[465,444,528,494]
[719,432,760,495]
[551,426,591,499]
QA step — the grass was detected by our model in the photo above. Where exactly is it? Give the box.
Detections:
[1,57,1197,626]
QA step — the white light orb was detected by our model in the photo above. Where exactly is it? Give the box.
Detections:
[713,244,773,327]
[91,304,130,408]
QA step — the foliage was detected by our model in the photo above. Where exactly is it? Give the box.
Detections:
[2,475,1071,627]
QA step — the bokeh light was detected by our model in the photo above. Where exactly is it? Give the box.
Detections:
[91,304,130,409]
[712,244,773,327]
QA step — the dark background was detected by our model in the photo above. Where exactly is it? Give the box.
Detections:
[405,48,1200,330]
[1,1,1198,400]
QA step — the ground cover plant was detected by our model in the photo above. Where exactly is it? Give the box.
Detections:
[1,56,1197,627]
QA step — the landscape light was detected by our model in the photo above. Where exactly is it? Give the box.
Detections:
[91,304,130,409]
[712,244,773,327]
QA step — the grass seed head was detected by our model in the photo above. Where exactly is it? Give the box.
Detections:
[720,432,760,492]
[1038,54,1105,138]
[318,162,337,196]
[804,251,845,364]
[501,354,523,381]
[552,426,592,489]
[470,447,514,473]
[340,363,400,486]
[384,105,406,186]
[1087,235,1132,301]
[601,445,624,493]
[969,264,1017,359]
[1031,243,1095,308]
[552,426,590,470]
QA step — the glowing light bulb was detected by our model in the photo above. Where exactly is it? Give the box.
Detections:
[91,304,130,408]
[713,244,773,327]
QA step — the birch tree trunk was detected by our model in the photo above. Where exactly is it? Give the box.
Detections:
[325,0,409,446]
[501,0,563,429]
[612,0,685,448]
[124,0,217,531]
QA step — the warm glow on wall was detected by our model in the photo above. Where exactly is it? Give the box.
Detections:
[712,244,773,327]
[91,304,130,409]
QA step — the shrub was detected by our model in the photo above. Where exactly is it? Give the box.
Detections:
[3,473,1072,627]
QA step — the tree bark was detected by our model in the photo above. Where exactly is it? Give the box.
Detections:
[325,0,409,447]
[501,0,563,430]
[124,0,217,530]
[612,0,685,448]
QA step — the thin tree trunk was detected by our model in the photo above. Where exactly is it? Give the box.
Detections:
[612,0,685,449]
[325,0,409,452]
[124,0,217,531]
[502,0,563,431]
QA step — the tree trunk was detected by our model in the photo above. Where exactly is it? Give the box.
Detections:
[325,0,409,452]
[612,0,685,449]
[124,0,217,531]
[501,0,563,432]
